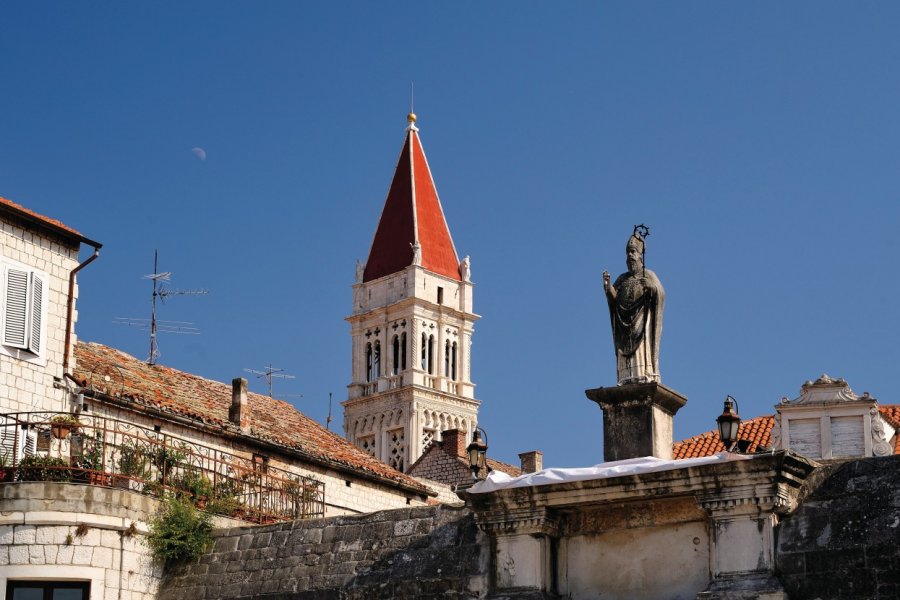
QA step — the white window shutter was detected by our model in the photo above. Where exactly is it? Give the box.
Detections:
[788,418,822,459]
[28,273,43,354]
[4,268,29,349]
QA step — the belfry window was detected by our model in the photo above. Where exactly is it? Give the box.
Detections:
[373,340,381,379]
[421,333,427,369]
[400,332,407,370]
[444,340,451,377]
[392,335,400,375]
[427,335,435,374]
[365,342,373,382]
[452,341,458,380]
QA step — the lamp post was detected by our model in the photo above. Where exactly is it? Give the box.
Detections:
[466,427,488,480]
[716,395,741,452]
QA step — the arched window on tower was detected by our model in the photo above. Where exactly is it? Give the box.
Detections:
[401,332,407,370]
[392,335,400,375]
[421,333,427,370]
[452,341,458,380]
[444,340,451,377]
[427,335,435,374]
[365,342,373,382]
[373,340,381,379]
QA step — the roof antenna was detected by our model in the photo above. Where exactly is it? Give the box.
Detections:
[326,392,333,430]
[244,364,297,398]
[114,249,207,365]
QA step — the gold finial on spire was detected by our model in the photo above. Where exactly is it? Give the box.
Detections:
[407,112,417,124]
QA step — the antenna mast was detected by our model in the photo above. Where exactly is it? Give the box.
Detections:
[115,249,208,365]
[244,364,296,398]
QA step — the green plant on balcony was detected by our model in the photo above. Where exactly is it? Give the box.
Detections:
[170,468,214,507]
[115,441,149,487]
[146,498,213,564]
[149,446,186,483]
[72,431,108,484]
[16,455,72,482]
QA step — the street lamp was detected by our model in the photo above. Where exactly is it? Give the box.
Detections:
[466,427,488,480]
[716,395,741,452]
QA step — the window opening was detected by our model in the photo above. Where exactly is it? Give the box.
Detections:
[444,340,451,377]
[421,333,427,369]
[392,335,400,375]
[400,332,407,370]
[365,342,373,382]
[7,580,90,600]
[373,340,381,379]
[437,286,444,304]
[452,341,458,380]
[427,335,435,374]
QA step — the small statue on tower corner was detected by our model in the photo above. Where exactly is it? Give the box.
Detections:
[602,225,665,385]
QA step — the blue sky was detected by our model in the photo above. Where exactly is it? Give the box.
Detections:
[2,3,899,468]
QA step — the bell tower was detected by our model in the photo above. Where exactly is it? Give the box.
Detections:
[343,113,480,472]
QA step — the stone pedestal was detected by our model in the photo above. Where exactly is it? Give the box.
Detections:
[585,382,687,462]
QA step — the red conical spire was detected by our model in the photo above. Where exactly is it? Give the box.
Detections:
[363,114,461,283]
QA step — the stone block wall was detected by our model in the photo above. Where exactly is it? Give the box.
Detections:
[159,504,488,600]
[0,482,164,600]
[776,455,900,599]
[0,217,80,414]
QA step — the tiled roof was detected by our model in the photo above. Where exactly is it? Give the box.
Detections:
[673,407,900,459]
[486,457,523,478]
[363,118,461,282]
[0,195,97,246]
[73,341,430,495]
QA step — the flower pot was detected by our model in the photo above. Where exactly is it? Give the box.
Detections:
[51,424,72,439]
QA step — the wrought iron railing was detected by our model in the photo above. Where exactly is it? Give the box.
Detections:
[0,411,325,523]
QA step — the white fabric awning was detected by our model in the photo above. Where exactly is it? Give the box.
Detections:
[468,452,756,493]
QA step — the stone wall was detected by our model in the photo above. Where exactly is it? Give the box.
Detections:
[159,504,488,600]
[0,216,80,414]
[0,482,164,600]
[776,454,900,599]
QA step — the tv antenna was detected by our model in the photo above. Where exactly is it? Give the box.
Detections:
[115,250,207,365]
[326,392,333,430]
[244,364,298,398]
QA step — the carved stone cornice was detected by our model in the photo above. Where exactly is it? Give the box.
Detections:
[475,507,559,537]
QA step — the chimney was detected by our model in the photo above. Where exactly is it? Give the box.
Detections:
[518,450,543,474]
[441,429,467,459]
[229,378,248,428]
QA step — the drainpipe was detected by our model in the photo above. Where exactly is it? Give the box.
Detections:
[63,242,102,373]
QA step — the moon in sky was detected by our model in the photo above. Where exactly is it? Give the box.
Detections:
[192,147,207,161]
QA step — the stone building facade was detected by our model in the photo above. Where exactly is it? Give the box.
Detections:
[343,114,480,471]
[0,196,100,417]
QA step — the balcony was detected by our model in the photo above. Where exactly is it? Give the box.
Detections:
[0,411,325,524]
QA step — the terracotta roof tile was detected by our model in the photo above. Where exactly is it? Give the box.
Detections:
[73,341,430,494]
[364,124,460,282]
[0,195,94,245]
[486,457,523,478]
[674,407,900,459]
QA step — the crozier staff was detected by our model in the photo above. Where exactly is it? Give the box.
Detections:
[603,228,665,385]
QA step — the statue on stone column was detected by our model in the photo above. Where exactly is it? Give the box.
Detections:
[602,226,665,385]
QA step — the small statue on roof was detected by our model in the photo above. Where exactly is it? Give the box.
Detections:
[460,256,471,281]
[411,241,422,266]
[602,225,665,385]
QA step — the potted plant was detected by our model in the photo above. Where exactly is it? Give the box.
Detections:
[50,414,81,439]
[115,441,148,489]
[73,432,108,485]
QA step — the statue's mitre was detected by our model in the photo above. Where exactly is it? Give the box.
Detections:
[626,234,645,253]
